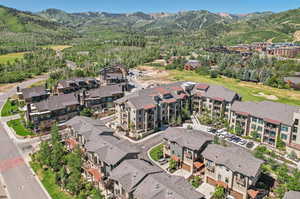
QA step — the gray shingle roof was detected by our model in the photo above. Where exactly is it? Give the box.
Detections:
[202,144,264,178]
[34,94,79,111]
[65,116,114,139]
[110,159,161,193]
[115,82,187,109]
[163,127,213,150]
[134,173,205,199]
[87,84,123,98]
[21,86,47,99]
[85,134,140,166]
[283,191,300,199]
[231,101,300,125]
[192,84,238,102]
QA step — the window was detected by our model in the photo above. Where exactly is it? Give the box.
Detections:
[281,134,288,140]
[292,134,297,141]
[295,119,299,125]
[225,177,229,183]
[252,117,258,123]
[218,174,222,181]
[258,119,264,124]
[251,124,256,130]
[281,125,289,132]
[257,126,263,132]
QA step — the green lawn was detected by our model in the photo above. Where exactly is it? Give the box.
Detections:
[0,52,25,64]
[168,70,300,106]
[7,119,34,136]
[1,99,20,117]
[30,162,75,199]
[149,144,164,161]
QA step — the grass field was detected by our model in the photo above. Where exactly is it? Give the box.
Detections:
[7,119,34,136]
[167,70,300,106]
[30,162,75,199]
[0,52,26,64]
[1,100,20,116]
[42,45,72,51]
[149,144,164,161]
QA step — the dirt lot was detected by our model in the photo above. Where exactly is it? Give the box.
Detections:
[136,66,172,85]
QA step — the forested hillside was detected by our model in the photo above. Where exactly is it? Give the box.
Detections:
[0,5,75,54]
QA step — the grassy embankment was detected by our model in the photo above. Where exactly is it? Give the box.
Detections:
[7,119,34,136]
[163,69,300,106]
[0,52,25,64]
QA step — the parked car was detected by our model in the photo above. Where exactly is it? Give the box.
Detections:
[208,128,217,134]
[238,139,247,145]
[217,128,226,134]
[246,142,254,149]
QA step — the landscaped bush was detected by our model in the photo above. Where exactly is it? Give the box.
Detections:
[7,119,33,136]
[1,99,20,116]
[149,144,163,161]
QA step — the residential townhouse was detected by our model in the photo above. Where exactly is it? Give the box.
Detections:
[202,144,264,199]
[115,82,193,139]
[230,101,300,153]
[17,86,49,103]
[26,94,81,132]
[99,64,128,86]
[191,83,241,119]
[162,127,212,174]
[81,84,125,112]
[55,78,99,94]
[65,116,140,189]
[109,159,162,199]
[283,191,300,199]
[133,172,205,199]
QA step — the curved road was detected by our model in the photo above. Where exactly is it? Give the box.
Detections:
[0,75,50,199]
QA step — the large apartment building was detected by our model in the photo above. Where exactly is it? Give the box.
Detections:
[230,101,300,154]
[26,94,81,132]
[163,127,212,174]
[115,82,193,139]
[81,84,125,112]
[191,83,241,119]
[202,144,264,199]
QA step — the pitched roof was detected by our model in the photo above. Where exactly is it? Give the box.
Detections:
[202,144,264,178]
[34,94,79,111]
[85,134,140,165]
[110,159,161,193]
[283,191,300,199]
[192,84,238,102]
[163,127,212,150]
[231,101,300,126]
[86,84,123,98]
[21,86,47,99]
[134,173,205,199]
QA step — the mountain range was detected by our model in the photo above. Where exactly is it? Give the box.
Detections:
[0,4,299,47]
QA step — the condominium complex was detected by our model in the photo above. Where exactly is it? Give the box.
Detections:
[55,77,99,94]
[115,82,192,139]
[202,144,264,199]
[191,83,241,118]
[163,127,212,174]
[230,101,300,155]
[64,116,205,199]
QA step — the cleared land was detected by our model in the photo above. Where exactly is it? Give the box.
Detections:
[138,66,300,106]
[0,52,25,64]
[42,45,72,51]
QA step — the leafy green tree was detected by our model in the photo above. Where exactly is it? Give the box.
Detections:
[50,124,65,171]
[80,108,93,117]
[168,159,177,171]
[37,141,51,166]
[212,186,226,199]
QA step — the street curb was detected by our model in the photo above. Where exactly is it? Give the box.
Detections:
[0,173,11,199]
[147,142,172,175]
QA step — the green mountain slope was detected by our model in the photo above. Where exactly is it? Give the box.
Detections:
[0,5,75,54]
[222,8,300,44]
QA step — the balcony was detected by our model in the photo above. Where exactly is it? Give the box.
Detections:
[206,165,215,173]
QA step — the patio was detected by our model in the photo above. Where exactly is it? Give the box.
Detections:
[172,169,192,179]
[196,183,215,199]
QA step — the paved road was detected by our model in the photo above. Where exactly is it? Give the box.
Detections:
[0,75,50,199]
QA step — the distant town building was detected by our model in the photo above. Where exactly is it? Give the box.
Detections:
[99,64,128,86]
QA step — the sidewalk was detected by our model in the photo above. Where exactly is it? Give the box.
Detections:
[115,130,164,144]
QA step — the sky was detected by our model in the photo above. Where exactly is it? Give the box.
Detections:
[0,0,299,14]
